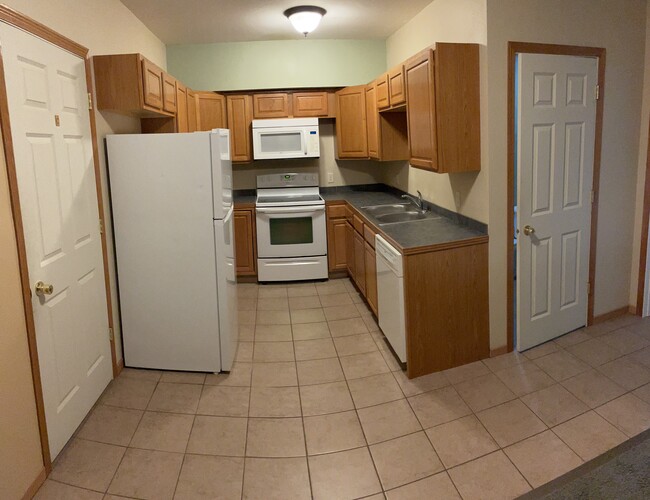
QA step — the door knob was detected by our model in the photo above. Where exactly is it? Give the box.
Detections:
[523,225,536,236]
[35,281,54,296]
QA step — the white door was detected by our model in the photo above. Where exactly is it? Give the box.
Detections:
[516,53,598,351]
[0,23,112,458]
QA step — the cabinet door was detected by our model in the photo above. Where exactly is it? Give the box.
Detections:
[365,84,379,160]
[327,218,348,272]
[141,58,163,110]
[196,92,227,131]
[354,230,366,294]
[345,222,355,279]
[162,73,177,113]
[335,85,368,159]
[376,74,390,110]
[405,49,438,171]
[187,89,198,132]
[364,242,378,315]
[253,93,289,119]
[176,83,188,133]
[234,209,256,276]
[227,95,253,163]
[388,65,406,106]
[292,92,329,117]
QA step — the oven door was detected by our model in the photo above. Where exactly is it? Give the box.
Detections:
[256,205,327,258]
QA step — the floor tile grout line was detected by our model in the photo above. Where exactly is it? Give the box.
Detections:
[240,288,257,500]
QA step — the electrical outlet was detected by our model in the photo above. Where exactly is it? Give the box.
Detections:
[454,191,461,206]
[327,172,334,183]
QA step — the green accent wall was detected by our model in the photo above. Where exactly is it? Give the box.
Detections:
[167,39,386,91]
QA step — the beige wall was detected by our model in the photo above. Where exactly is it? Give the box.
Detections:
[0,130,44,500]
[382,0,489,224]
[233,121,383,189]
[4,0,167,365]
[486,0,647,349]
[0,2,165,497]
[630,2,650,312]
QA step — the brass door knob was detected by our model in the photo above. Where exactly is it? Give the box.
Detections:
[35,281,54,296]
[523,225,536,236]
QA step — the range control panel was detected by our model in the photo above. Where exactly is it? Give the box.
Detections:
[256,173,319,189]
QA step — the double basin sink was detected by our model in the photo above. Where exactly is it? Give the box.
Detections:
[361,203,440,226]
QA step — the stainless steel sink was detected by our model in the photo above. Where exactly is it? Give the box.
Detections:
[376,211,429,223]
[361,203,412,217]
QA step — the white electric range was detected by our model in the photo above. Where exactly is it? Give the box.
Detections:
[255,173,328,282]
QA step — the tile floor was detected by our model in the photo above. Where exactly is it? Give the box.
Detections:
[35,278,650,500]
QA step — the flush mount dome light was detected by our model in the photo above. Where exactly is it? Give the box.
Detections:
[283,6,327,36]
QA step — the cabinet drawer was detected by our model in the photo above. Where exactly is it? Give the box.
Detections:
[363,225,376,247]
[327,204,347,219]
[292,92,329,117]
[253,93,289,119]
[353,214,364,234]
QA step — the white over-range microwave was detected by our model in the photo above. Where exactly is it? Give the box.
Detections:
[252,117,320,160]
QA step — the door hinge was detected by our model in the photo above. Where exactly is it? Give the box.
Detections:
[88,92,93,110]
[109,328,114,341]
[99,218,104,235]
[595,85,600,101]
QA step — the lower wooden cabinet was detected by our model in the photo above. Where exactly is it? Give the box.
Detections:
[345,222,355,279]
[327,205,348,272]
[234,208,257,276]
[364,242,378,315]
[353,230,366,295]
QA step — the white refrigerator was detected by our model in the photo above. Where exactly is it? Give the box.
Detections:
[107,130,238,373]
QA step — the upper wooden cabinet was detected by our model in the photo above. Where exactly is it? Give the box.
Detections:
[388,65,406,107]
[253,93,289,119]
[227,94,253,163]
[94,54,175,117]
[405,43,480,173]
[335,85,368,159]
[365,83,409,162]
[187,89,198,132]
[365,84,379,159]
[292,92,329,117]
[376,74,390,110]
[175,83,188,133]
[162,73,177,113]
[196,92,227,131]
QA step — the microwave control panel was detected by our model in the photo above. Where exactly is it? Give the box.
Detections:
[256,173,319,189]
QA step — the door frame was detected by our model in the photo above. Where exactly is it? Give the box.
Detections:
[0,5,119,471]
[507,42,606,352]
[636,119,650,316]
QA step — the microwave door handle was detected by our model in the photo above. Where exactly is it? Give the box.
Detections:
[301,130,307,155]
[256,206,325,214]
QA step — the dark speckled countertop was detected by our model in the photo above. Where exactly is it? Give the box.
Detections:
[234,184,488,252]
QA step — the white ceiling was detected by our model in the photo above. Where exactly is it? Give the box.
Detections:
[120,0,434,44]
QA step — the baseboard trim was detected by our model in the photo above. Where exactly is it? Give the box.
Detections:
[490,346,509,357]
[628,305,639,316]
[21,467,46,500]
[593,306,630,324]
[116,358,124,377]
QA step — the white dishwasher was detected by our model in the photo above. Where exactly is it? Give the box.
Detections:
[375,234,406,363]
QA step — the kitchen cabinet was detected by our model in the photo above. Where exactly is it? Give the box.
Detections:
[345,221,355,279]
[162,73,177,113]
[405,43,480,173]
[388,65,406,107]
[93,53,174,117]
[227,94,254,163]
[292,92,329,117]
[187,89,198,132]
[175,83,188,133]
[364,242,378,315]
[253,93,290,118]
[365,84,379,159]
[234,208,257,276]
[335,85,368,159]
[364,83,409,162]
[196,92,227,131]
[376,74,390,110]
[353,230,366,295]
[326,204,348,273]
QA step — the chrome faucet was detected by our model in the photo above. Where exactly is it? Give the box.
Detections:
[402,190,426,213]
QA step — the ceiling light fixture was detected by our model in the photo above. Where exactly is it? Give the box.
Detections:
[283,6,327,37]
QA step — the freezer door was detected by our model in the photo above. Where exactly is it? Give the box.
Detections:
[107,133,221,372]
[211,129,233,220]
[215,206,239,371]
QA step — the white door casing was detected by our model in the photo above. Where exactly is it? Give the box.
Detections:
[0,23,112,458]
[516,53,598,351]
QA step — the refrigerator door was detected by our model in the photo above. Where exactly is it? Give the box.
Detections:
[211,129,232,220]
[215,205,238,370]
[107,133,221,372]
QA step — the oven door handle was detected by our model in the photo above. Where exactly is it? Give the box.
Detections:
[256,205,325,214]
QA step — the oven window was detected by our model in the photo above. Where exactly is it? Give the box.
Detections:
[269,217,314,245]
[260,132,302,153]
